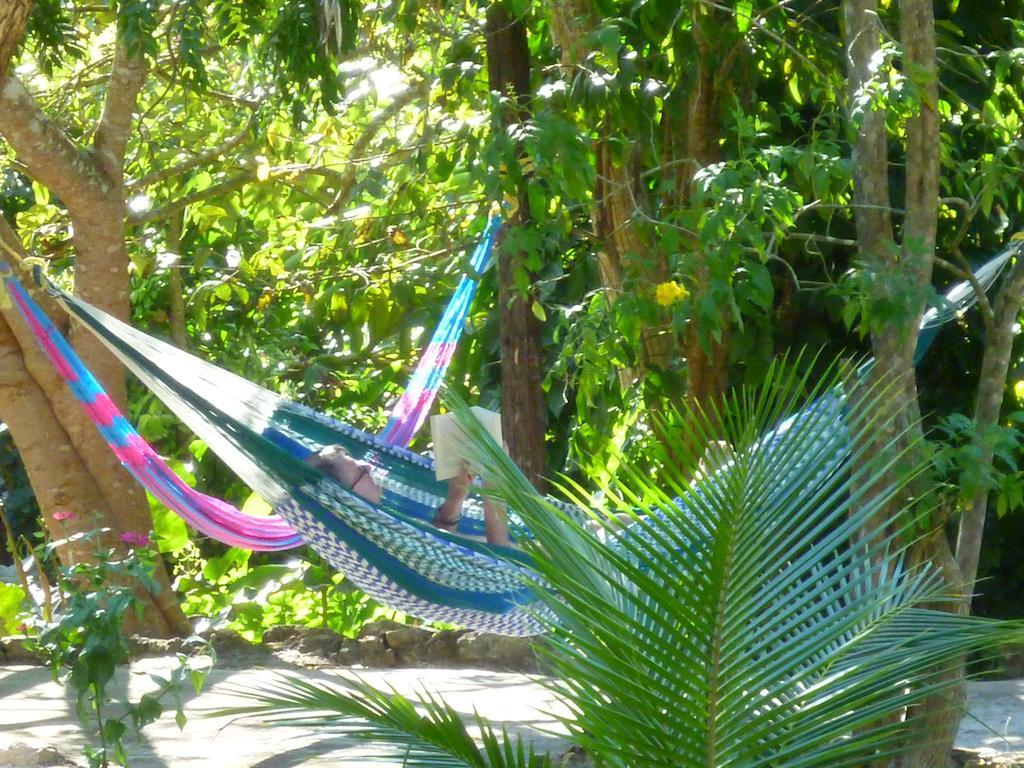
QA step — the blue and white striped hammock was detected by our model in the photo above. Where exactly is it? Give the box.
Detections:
[3,231,1019,635]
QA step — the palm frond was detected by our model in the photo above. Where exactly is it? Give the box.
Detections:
[221,674,551,768]
[228,353,1024,768]
[452,353,1024,768]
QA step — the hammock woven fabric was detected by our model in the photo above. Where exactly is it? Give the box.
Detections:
[379,216,501,446]
[1,238,1018,635]
[40,274,551,635]
[1,218,501,551]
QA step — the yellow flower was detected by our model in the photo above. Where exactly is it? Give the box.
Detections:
[655,280,689,307]
[1015,379,1024,401]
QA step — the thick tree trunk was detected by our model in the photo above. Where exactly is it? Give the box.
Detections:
[485,2,548,491]
[0,43,189,636]
[844,1,964,764]
[891,2,962,765]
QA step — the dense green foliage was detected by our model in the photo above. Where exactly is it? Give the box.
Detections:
[3,0,1024,621]
[0,427,39,562]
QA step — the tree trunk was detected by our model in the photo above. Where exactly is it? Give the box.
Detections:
[674,3,731,413]
[485,2,548,491]
[0,45,189,636]
[0,0,32,80]
[956,258,1024,590]
[843,1,965,764]
[167,215,188,350]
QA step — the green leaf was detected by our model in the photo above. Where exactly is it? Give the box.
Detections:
[788,71,803,104]
[735,0,752,32]
[190,668,208,694]
[0,584,26,634]
[241,492,274,517]
[202,548,251,582]
[151,503,191,553]
[133,693,164,729]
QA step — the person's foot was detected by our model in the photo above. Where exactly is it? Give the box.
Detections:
[433,465,471,532]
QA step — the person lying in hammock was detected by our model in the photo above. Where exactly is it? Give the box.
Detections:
[305,445,511,547]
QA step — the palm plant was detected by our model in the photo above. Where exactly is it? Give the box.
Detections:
[226,357,1023,767]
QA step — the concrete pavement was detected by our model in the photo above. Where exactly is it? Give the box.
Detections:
[1,658,1022,766]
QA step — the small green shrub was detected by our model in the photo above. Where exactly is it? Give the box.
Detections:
[22,527,212,768]
[175,543,409,641]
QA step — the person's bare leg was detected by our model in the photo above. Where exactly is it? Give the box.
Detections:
[433,464,471,531]
[483,492,510,547]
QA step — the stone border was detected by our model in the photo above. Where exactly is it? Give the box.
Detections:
[2,622,544,673]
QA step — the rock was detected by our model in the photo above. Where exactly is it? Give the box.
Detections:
[261,625,300,647]
[294,628,343,658]
[424,629,464,665]
[0,639,40,666]
[0,742,74,767]
[553,745,595,768]
[334,640,362,666]
[358,620,406,640]
[127,635,182,658]
[208,629,253,655]
[455,632,537,672]
[384,625,433,651]
[953,748,1024,767]
[264,626,344,659]
[384,626,434,663]
[357,637,396,668]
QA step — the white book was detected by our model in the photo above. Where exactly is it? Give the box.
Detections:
[430,407,503,481]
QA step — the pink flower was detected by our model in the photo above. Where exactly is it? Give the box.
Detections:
[17,623,27,634]
[52,510,76,522]
[119,531,150,548]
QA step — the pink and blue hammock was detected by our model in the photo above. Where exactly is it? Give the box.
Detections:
[0,219,1019,636]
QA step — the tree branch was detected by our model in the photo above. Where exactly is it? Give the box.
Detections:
[127,172,255,224]
[92,32,149,181]
[933,255,995,334]
[127,112,258,192]
[326,83,425,214]
[0,76,108,206]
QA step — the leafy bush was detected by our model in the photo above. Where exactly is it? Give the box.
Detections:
[22,530,212,768]
[176,544,409,641]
